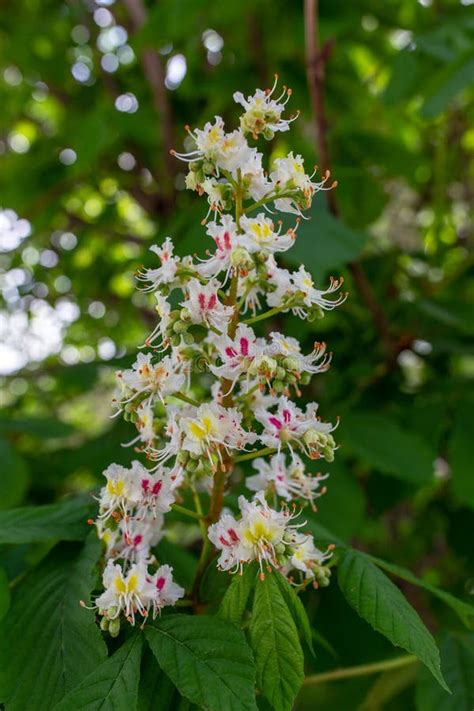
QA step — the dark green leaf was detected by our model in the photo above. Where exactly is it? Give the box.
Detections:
[421,51,474,117]
[369,554,474,630]
[0,416,76,438]
[449,401,474,509]
[286,194,368,278]
[0,537,107,710]
[249,574,304,711]
[53,635,142,711]
[340,413,435,484]
[138,649,180,711]
[0,567,10,621]
[338,550,448,691]
[0,438,29,510]
[416,632,474,710]
[145,614,257,711]
[0,494,95,544]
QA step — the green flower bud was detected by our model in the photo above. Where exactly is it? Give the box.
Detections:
[100,616,109,632]
[282,357,300,372]
[170,309,181,322]
[183,333,195,345]
[108,618,121,638]
[272,380,285,393]
[173,320,188,334]
[170,335,181,347]
[180,308,192,322]
[275,367,286,381]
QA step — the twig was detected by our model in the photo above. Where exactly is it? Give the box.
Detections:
[303,654,418,685]
[304,0,394,355]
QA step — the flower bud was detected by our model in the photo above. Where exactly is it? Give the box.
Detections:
[108,618,121,638]
[282,357,300,373]
[100,616,109,632]
[230,247,253,270]
[173,321,188,334]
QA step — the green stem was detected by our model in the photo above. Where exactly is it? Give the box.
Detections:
[234,446,277,463]
[243,189,300,215]
[244,305,287,325]
[171,503,204,521]
[172,392,200,408]
[303,655,418,686]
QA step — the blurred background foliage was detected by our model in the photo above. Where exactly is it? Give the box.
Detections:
[0,0,473,708]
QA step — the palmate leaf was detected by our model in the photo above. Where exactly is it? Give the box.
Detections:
[53,635,142,711]
[416,632,474,711]
[338,550,449,692]
[249,573,305,711]
[272,570,314,655]
[137,649,181,711]
[145,614,257,711]
[0,567,10,622]
[0,494,95,544]
[0,536,107,711]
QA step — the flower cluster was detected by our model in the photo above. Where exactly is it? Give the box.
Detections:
[89,78,344,629]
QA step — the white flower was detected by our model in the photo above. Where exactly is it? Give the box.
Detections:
[283,533,333,584]
[137,238,180,291]
[209,324,261,382]
[119,514,164,563]
[145,293,172,348]
[234,77,296,138]
[117,352,185,406]
[209,491,306,575]
[239,213,295,255]
[98,463,141,519]
[147,564,185,616]
[270,153,335,215]
[265,255,293,308]
[134,461,182,517]
[247,453,328,507]
[181,278,233,332]
[196,215,238,279]
[292,267,347,313]
[94,561,155,625]
[173,116,226,163]
[267,332,332,375]
[255,396,336,460]
[181,401,256,466]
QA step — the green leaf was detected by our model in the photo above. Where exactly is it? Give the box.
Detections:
[0,438,29,510]
[0,567,10,621]
[0,537,107,710]
[138,649,180,711]
[0,416,76,438]
[338,550,448,691]
[368,554,474,630]
[416,632,474,710]
[286,193,368,278]
[249,574,305,711]
[340,412,435,484]
[53,635,142,711]
[219,562,258,625]
[145,614,257,711]
[272,571,314,655]
[449,401,474,509]
[421,51,474,118]
[0,494,95,544]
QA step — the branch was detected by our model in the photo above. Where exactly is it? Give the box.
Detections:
[122,0,176,193]
[304,0,395,355]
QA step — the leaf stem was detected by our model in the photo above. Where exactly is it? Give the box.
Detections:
[234,447,277,463]
[172,392,201,408]
[171,503,204,521]
[303,655,418,686]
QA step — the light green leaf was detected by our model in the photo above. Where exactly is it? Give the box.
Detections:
[145,614,257,711]
[0,537,107,710]
[0,567,10,622]
[416,632,474,710]
[340,412,434,484]
[273,570,314,655]
[53,635,142,711]
[0,494,95,544]
[249,574,304,711]
[219,562,258,625]
[338,550,448,691]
